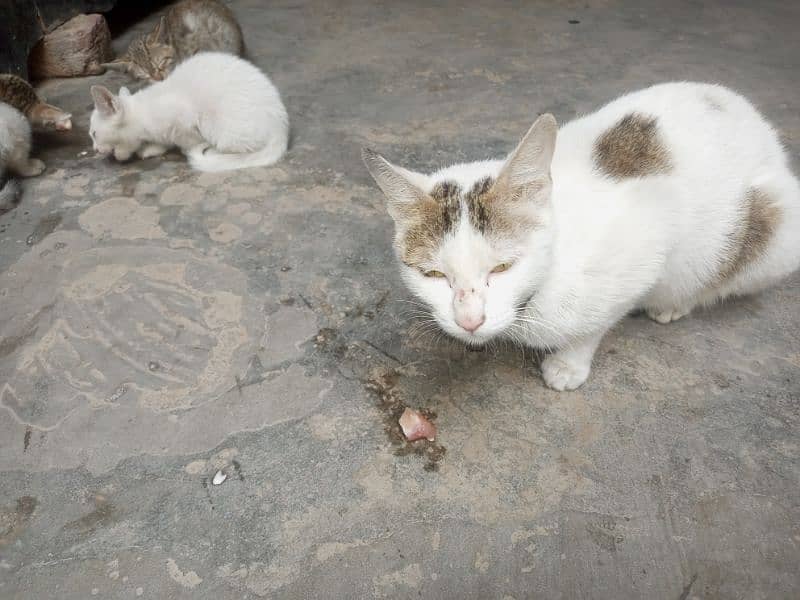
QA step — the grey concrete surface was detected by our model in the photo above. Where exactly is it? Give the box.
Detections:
[1,1,799,598]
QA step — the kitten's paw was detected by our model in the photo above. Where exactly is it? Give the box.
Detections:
[541,354,591,391]
[138,144,168,159]
[19,158,45,177]
[646,307,689,324]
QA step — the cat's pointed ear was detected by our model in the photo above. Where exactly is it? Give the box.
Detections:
[119,86,131,98]
[148,16,168,45]
[496,113,558,192]
[362,148,426,219]
[90,85,121,117]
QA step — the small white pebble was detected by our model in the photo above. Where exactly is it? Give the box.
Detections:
[136,587,144,596]
[212,470,227,485]
[79,151,88,157]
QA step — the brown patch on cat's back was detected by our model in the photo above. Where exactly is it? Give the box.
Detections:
[398,181,461,267]
[715,187,782,283]
[465,176,539,238]
[593,113,673,179]
[0,74,40,114]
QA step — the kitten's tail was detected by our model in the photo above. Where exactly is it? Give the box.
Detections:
[187,138,287,173]
[0,169,21,211]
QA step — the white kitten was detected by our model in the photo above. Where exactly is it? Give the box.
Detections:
[364,82,800,391]
[89,51,289,172]
[0,102,45,210]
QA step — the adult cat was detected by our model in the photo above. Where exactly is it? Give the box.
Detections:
[363,82,800,390]
[89,52,288,172]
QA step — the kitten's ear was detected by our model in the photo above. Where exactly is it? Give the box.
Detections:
[90,85,121,117]
[148,16,168,45]
[362,148,426,219]
[119,86,131,98]
[496,113,558,191]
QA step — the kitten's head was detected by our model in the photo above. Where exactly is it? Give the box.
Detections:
[89,85,142,161]
[363,114,558,345]
[103,18,175,81]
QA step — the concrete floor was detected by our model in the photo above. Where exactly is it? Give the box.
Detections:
[2,1,799,598]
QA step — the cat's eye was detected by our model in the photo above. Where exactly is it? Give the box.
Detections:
[491,263,513,274]
[424,270,446,278]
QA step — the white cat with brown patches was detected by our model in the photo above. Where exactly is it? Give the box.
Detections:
[89,52,288,172]
[364,82,800,390]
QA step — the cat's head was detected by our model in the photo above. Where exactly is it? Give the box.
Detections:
[363,114,558,345]
[89,85,142,161]
[102,17,175,81]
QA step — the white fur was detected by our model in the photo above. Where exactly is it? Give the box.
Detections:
[89,52,289,172]
[368,82,800,390]
[0,102,45,209]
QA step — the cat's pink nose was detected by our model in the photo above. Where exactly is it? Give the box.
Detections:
[456,314,485,333]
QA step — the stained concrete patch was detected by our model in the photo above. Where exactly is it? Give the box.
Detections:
[226,202,251,216]
[166,558,202,589]
[261,305,319,365]
[241,211,262,225]
[79,197,165,240]
[228,185,263,200]
[208,222,242,244]
[373,563,423,597]
[0,230,331,473]
[160,183,203,206]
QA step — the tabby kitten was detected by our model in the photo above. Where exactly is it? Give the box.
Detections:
[104,0,244,81]
[364,82,800,391]
[0,74,72,131]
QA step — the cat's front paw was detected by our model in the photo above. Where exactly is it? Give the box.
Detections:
[646,307,689,324]
[541,353,591,391]
[18,158,45,177]
[138,144,168,159]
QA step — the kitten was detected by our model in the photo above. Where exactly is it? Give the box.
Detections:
[104,0,244,81]
[89,52,288,172]
[0,102,46,210]
[364,82,800,391]
[0,74,72,131]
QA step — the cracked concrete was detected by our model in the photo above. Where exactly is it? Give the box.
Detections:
[1,0,799,598]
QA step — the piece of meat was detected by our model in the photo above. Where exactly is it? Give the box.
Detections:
[399,407,436,442]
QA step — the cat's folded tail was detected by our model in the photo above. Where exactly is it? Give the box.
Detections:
[187,139,287,173]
